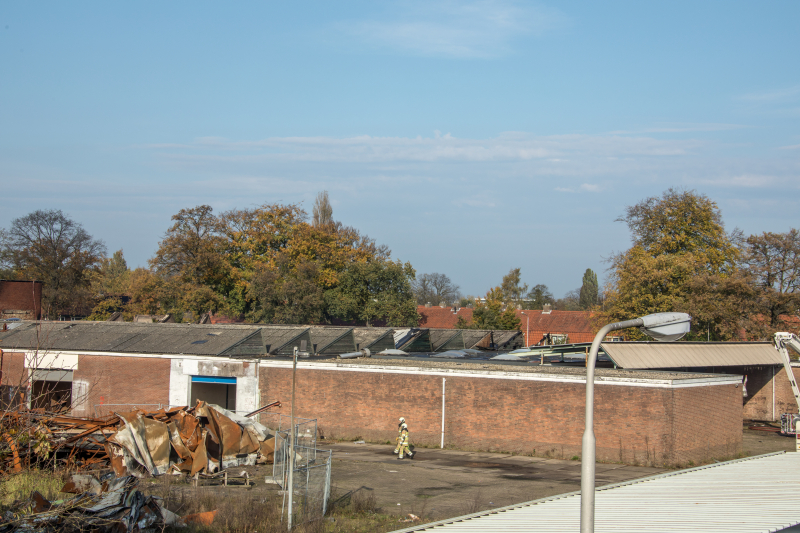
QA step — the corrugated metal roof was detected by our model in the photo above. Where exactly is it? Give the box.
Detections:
[601,341,782,369]
[309,326,355,355]
[0,321,265,356]
[352,327,395,352]
[392,451,800,533]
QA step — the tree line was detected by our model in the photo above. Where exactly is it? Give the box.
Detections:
[0,192,419,326]
[2,188,796,338]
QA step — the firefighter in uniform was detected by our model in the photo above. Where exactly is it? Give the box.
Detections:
[394,417,405,454]
[397,423,414,459]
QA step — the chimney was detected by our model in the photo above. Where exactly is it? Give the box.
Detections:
[425,302,431,308]
[542,304,552,314]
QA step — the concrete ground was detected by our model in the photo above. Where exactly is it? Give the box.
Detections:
[321,442,667,521]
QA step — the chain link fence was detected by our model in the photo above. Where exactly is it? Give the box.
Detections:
[267,415,331,526]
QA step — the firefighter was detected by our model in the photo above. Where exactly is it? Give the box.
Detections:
[394,417,406,454]
[398,423,414,459]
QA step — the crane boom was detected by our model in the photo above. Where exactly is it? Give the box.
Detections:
[775,333,800,434]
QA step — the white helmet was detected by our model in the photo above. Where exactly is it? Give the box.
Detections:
[401,423,408,429]
[399,417,405,423]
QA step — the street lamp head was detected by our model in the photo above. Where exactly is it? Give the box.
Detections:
[638,312,691,342]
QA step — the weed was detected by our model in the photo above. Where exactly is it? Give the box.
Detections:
[0,469,67,511]
[571,456,580,461]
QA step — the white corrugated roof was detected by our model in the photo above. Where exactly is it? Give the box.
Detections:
[601,342,782,369]
[393,452,800,533]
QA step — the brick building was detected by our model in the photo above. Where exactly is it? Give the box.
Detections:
[0,320,767,466]
[418,305,594,346]
[0,280,42,320]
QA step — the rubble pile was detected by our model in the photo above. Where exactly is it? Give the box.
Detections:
[0,474,182,532]
[1,402,278,477]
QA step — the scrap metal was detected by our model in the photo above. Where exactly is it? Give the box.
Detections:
[0,401,280,477]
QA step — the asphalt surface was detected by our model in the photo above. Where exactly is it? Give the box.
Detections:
[321,442,667,521]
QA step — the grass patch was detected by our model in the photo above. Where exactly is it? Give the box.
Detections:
[0,469,67,511]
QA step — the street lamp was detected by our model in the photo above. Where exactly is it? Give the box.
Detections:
[580,312,691,533]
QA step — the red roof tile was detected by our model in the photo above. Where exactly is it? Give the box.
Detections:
[417,306,594,346]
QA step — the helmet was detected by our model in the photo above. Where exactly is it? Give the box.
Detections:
[399,417,405,423]
[401,423,408,429]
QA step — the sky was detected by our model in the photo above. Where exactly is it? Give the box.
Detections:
[1,1,798,298]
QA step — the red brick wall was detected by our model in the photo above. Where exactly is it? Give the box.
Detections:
[743,365,800,421]
[0,281,42,319]
[72,355,171,417]
[0,351,28,407]
[260,365,742,466]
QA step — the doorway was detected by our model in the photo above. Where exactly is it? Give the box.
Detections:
[190,376,236,410]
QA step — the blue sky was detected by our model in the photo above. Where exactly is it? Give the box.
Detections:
[1,1,798,297]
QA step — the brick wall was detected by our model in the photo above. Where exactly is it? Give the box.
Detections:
[0,281,42,320]
[72,355,171,417]
[742,365,800,421]
[260,364,742,467]
[0,351,28,407]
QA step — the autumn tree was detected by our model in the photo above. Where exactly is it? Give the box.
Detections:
[457,287,521,330]
[1,209,105,318]
[150,205,230,290]
[412,273,461,306]
[500,268,528,307]
[599,189,742,339]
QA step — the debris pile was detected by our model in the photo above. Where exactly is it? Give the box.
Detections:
[0,474,182,532]
[1,401,278,477]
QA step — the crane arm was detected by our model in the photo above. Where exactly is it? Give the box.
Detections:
[775,333,800,415]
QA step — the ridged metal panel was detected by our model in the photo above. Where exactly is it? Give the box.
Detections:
[602,342,782,369]
[430,329,462,351]
[352,328,395,352]
[310,327,356,355]
[392,452,800,533]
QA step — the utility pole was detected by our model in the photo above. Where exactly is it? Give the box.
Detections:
[287,346,298,530]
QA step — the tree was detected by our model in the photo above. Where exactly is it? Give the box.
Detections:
[617,188,738,274]
[93,249,130,296]
[501,268,528,307]
[457,287,521,330]
[312,191,333,228]
[742,229,800,330]
[248,256,325,325]
[411,273,461,306]
[579,268,599,309]
[150,205,230,289]
[526,284,554,309]
[554,288,582,311]
[325,260,418,326]
[599,189,742,339]
[1,209,105,318]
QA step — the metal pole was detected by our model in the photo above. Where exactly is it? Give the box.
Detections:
[581,318,642,533]
[441,378,446,448]
[288,346,298,531]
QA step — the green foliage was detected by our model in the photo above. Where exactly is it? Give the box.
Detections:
[325,260,419,326]
[459,287,521,330]
[579,268,598,310]
[526,284,554,310]
[600,189,797,341]
[500,268,528,305]
[87,297,125,321]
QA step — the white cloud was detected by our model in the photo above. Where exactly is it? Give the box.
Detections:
[555,183,602,193]
[696,174,780,188]
[340,0,566,58]
[737,85,800,102]
[779,143,800,150]
[147,132,701,164]
[609,123,747,134]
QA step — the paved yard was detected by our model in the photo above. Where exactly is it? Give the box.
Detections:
[321,442,667,521]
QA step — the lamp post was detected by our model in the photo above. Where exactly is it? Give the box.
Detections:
[580,312,691,533]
